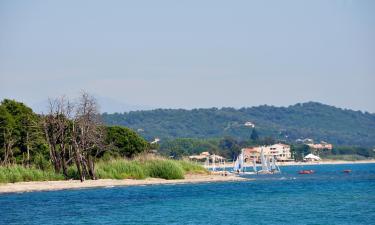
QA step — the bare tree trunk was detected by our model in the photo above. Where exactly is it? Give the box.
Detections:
[52,146,61,173]
[75,154,84,182]
[72,120,85,182]
[80,153,90,178]
[87,155,97,180]
[60,145,68,178]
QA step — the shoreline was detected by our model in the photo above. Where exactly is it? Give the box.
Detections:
[205,159,375,168]
[1,160,374,194]
[278,159,375,166]
[0,174,249,194]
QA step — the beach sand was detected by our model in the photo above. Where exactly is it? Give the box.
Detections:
[0,174,249,194]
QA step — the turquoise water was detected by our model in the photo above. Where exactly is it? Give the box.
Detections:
[1,163,375,225]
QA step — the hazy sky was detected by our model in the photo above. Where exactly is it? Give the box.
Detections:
[1,0,374,113]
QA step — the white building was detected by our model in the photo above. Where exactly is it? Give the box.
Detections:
[268,143,292,161]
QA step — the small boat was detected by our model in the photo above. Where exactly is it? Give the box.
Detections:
[298,170,314,174]
[256,149,281,174]
[343,170,352,173]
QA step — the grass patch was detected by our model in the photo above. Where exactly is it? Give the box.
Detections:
[176,160,208,175]
[96,160,146,179]
[0,157,208,183]
[94,157,207,180]
[0,165,64,183]
[144,159,184,179]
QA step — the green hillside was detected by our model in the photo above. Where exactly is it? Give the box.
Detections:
[102,102,375,147]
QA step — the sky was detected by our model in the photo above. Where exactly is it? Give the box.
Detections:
[0,0,374,113]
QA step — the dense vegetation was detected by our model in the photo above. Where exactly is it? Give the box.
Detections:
[0,157,206,183]
[102,102,375,147]
[0,97,206,183]
[105,126,149,158]
[67,156,206,181]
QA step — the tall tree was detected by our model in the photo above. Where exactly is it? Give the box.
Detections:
[0,105,18,165]
[0,99,42,165]
[106,126,148,158]
[219,137,241,159]
[72,92,105,181]
[43,97,73,176]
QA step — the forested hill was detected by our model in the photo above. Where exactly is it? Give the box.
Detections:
[102,102,375,147]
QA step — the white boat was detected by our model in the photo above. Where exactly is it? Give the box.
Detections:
[257,148,281,174]
[233,149,256,175]
[270,156,281,174]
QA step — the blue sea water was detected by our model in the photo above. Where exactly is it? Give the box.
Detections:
[1,163,375,225]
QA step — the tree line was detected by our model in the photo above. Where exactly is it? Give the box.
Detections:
[102,102,375,147]
[0,94,148,181]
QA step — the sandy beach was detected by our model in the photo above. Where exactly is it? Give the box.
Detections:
[0,174,249,194]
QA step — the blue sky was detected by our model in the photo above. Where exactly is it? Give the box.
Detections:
[0,0,374,113]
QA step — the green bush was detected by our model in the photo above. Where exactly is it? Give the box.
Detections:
[144,159,184,180]
[33,153,52,171]
[96,160,146,179]
[66,166,80,180]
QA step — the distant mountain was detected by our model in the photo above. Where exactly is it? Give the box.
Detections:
[93,95,153,113]
[102,102,375,147]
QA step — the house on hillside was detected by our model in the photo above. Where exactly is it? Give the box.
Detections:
[307,141,333,156]
[307,142,333,151]
[244,121,255,128]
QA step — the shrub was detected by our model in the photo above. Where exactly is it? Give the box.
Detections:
[66,166,80,180]
[95,160,146,179]
[144,159,184,179]
[33,153,52,171]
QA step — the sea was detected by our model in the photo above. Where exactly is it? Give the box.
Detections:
[1,163,374,225]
